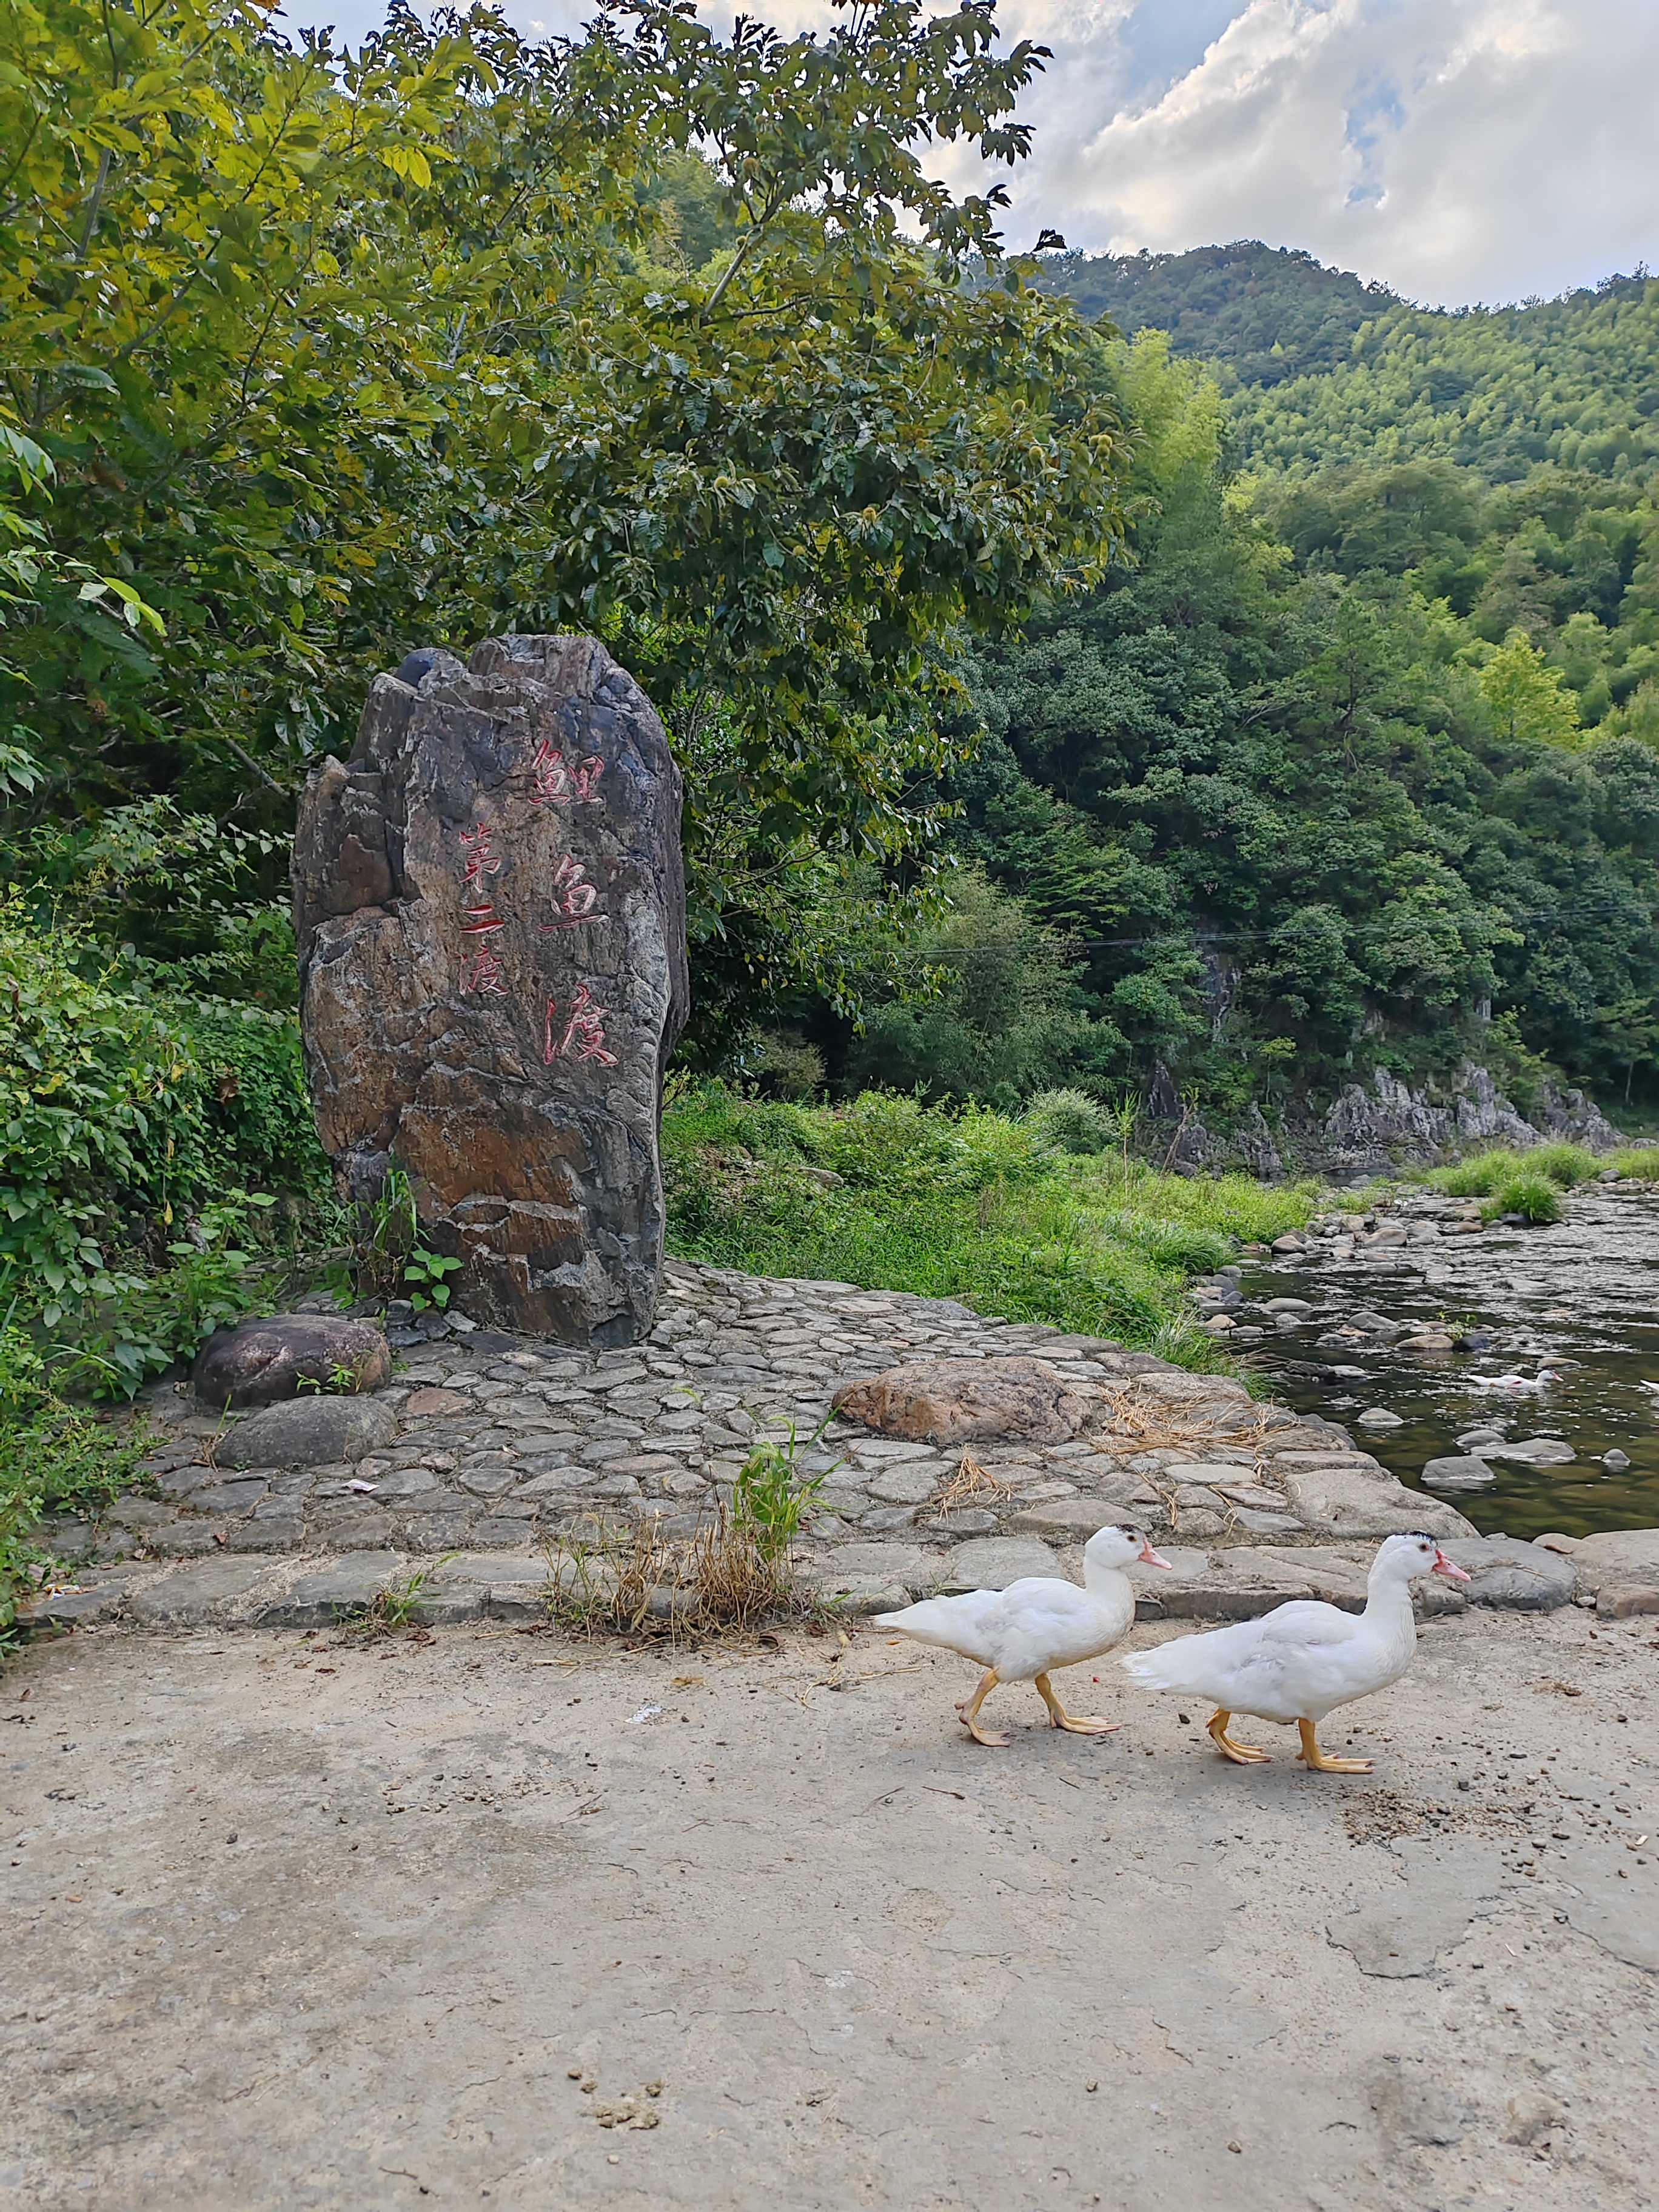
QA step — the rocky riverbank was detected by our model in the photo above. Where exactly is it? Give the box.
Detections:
[21,1259,1659,1639]
[1151,1061,1623,1178]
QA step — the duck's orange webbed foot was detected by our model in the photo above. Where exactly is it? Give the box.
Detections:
[956,1667,1011,1747]
[1296,1718,1372,1774]
[1034,1671,1121,1735]
[1207,1708,1271,1765]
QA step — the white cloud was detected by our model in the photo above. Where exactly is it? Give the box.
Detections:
[999,0,1659,303]
[281,0,1657,304]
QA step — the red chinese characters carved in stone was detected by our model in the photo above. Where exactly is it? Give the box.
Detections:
[461,942,508,995]
[529,740,605,806]
[457,822,508,991]
[539,850,602,931]
[544,983,618,1068]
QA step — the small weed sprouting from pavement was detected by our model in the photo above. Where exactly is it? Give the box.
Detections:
[545,1515,677,1640]
[336,1555,454,1641]
[732,1414,839,1558]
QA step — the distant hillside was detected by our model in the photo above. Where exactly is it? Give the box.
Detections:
[1028,240,1398,387]
[1034,242,1659,484]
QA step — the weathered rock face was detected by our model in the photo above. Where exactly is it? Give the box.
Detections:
[292,635,690,1347]
[834,1358,1088,1447]
[192,1314,391,1409]
[1144,1060,1623,1180]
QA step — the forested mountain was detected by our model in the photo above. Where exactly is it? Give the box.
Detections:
[813,248,1659,1125]
[1034,241,1659,479]
[1028,241,1396,389]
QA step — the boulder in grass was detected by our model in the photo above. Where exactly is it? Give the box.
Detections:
[833,1357,1087,1447]
[192,1313,391,1409]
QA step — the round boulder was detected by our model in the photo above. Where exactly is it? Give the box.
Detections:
[192,1313,391,1409]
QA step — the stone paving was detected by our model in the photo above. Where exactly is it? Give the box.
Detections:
[24,1261,1651,1635]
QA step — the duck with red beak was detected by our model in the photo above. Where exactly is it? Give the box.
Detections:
[1120,1533,1472,1774]
[876,1525,1172,1746]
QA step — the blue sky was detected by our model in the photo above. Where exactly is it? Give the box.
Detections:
[283,1,1659,306]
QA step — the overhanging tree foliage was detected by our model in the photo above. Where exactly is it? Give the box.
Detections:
[0,0,1130,1029]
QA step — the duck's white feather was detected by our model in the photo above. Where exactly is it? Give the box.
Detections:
[877,1574,1136,1682]
[1118,1536,1458,1726]
[1121,1597,1416,1724]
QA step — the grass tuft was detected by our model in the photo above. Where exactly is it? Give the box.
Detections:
[1478,1170,1564,1225]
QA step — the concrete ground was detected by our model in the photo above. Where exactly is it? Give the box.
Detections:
[2,1608,1656,2212]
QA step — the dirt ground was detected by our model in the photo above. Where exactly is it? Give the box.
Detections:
[2,1607,1656,2212]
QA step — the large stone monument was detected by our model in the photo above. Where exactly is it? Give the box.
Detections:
[292,634,689,1347]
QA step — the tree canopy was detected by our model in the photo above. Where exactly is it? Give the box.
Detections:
[0,0,1129,1025]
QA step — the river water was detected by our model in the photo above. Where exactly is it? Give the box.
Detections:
[1233,1184,1659,1540]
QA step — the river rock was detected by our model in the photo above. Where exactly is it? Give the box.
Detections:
[833,1358,1087,1447]
[1439,1537,1578,1611]
[1280,1460,1477,1541]
[1358,1407,1404,1429]
[1599,1586,1659,1619]
[218,1395,397,1470]
[192,1314,390,1409]
[1475,1436,1576,1465]
[1420,1454,1498,1492]
[292,634,691,1349]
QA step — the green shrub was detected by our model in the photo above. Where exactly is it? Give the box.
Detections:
[0,1315,154,1649]
[662,1086,1315,1358]
[1480,1170,1564,1225]
[1023,1088,1113,1154]
[0,902,328,1391]
[1428,1149,1515,1197]
[1432,1141,1595,1203]
[1607,1145,1659,1180]
[1525,1142,1598,1188]
[0,896,195,1324]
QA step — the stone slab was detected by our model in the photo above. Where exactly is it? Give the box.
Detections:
[1282,1463,1477,1542]
[253,1554,411,1629]
[1010,1501,1143,1539]
[126,1558,275,1626]
[17,1582,129,1627]
[932,1538,1061,1591]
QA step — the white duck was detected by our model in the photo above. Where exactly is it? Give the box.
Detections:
[876,1524,1171,1746]
[1466,1370,1562,1392]
[1119,1532,1471,1773]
